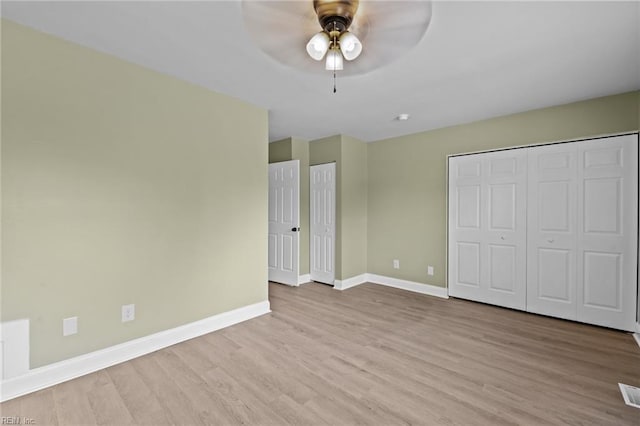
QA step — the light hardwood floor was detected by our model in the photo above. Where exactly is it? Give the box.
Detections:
[2,282,640,425]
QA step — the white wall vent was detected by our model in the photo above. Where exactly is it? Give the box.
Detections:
[0,319,30,380]
[619,383,640,409]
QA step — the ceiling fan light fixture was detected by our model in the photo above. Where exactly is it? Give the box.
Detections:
[338,31,362,60]
[325,48,344,70]
[306,31,330,60]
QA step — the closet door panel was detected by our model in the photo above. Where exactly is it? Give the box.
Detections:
[457,185,481,229]
[448,156,487,303]
[537,248,572,302]
[576,135,637,331]
[488,244,516,292]
[539,181,571,232]
[527,144,578,319]
[484,151,527,309]
[457,242,481,287]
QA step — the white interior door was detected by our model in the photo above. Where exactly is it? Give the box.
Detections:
[310,163,335,285]
[268,160,299,286]
[448,150,527,310]
[527,144,578,320]
[576,135,637,331]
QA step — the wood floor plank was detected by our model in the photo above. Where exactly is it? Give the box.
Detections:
[129,354,204,425]
[201,365,287,424]
[0,388,58,425]
[154,349,238,425]
[52,373,99,425]
[2,281,639,425]
[269,394,331,426]
[85,370,135,425]
[106,361,172,425]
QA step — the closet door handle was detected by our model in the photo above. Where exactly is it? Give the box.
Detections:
[547,238,554,243]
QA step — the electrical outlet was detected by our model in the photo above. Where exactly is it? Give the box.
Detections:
[428,266,434,276]
[393,259,400,269]
[122,304,135,322]
[63,317,78,336]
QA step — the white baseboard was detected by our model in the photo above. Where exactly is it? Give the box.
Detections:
[367,274,449,299]
[334,274,368,290]
[298,274,311,285]
[332,273,448,299]
[0,300,270,402]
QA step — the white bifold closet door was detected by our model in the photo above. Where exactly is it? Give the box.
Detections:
[448,149,527,310]
[448,134,638,331]
[528,135,638,330]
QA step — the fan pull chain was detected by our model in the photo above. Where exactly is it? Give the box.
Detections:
[332,22,338,93]
[333,70,337,93]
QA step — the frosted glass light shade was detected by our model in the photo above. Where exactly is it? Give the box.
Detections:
[338,31,362,60]
[306,32,330,60]
[325,49,344,70]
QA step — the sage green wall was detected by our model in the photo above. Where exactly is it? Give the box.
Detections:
[1,20,269,368]
[367,91,640,288]
[340,135,368,279]
[268,138,292,163]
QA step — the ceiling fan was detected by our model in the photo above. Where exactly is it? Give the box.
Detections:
[242,0,432,84]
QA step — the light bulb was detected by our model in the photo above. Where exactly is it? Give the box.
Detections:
[306,32,330,61]
[325,48,344,70]
[338,31,362,60]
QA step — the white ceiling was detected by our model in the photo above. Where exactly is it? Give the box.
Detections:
[3,1,639,143]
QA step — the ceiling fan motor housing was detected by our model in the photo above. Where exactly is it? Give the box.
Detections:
[314,0,359,33]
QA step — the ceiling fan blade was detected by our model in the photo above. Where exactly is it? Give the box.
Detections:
[242,0,317,25]
[355,1,431,44]
[342,1,432,75]
[242,0,323,72]
[360,1,433,30]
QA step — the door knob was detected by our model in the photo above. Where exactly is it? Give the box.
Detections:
[547,238,554,243]
[291,227,300,232]
[500,236,505,240]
